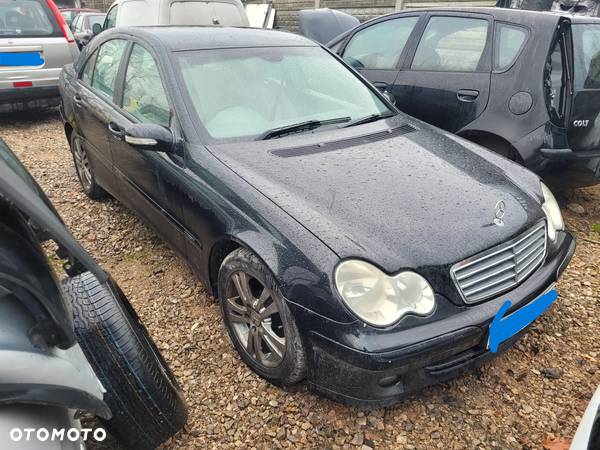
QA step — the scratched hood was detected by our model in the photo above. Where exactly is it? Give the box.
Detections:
[207,116,545,271]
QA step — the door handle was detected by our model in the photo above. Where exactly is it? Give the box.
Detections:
[73,94,83,106]
[457,89,480,102]
[108,122,125,140]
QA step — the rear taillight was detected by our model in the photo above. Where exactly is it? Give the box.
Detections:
[46,0,75,43]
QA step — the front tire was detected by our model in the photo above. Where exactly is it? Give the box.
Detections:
[218,248,306,386]
[70,131,106,200]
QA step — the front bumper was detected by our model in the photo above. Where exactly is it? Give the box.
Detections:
[289,231,575,406]
[0,86,60,113]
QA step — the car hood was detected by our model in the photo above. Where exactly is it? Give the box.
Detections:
[206,116,545,272]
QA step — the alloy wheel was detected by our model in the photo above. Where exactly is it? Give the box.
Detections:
[73,138,93,191]
[224,271,286,368]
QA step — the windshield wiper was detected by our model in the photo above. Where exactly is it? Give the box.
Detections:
[342,111,396,128]
[257,116,351,140]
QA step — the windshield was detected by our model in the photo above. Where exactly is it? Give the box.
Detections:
[0,0,60,38]
[177,46,391,140]
[573,24,600,90]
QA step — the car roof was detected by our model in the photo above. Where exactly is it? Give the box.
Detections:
[377,6,600,24]
[108,26,319,51]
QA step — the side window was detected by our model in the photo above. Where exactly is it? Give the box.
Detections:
[494,23,527,71]
[545,38,567,123]
[412,17,489,72]
[91,39,127,100]
[81,49,98,85]
[104,5,118,29]
[71,16,80,31]
[342,17,419,70]
[122,44,170,127]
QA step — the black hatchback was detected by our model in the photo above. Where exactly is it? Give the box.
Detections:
[60,27,575,406]
[326,8,600,188]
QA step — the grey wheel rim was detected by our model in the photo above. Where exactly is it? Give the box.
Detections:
[224,271,286,368]
[73,138,93,191]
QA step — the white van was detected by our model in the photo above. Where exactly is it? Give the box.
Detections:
[101,0,249,29]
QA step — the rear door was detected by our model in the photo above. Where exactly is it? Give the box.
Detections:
[339,14,422,95]
[568,22,600,153]
[392,12,493,133]
[73,38,128,195]
[0,0,75,91]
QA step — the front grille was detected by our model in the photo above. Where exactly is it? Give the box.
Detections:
[451,221,547,304]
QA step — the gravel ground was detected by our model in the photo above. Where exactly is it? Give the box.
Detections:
[0,110,598,450]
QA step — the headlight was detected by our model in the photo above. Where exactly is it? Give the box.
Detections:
[334,260,435,327]
[541,182,564,241]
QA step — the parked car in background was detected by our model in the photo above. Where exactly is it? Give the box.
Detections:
[101,0,249,30]
[60,6,99,26]
[0,0,79,112]
[496,0,600,17]
[71,12,106,48]
[60,26,574,406]
[0,138,187,449]
[326,8,600,188]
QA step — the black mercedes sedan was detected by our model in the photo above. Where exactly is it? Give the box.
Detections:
[59,27,575,406]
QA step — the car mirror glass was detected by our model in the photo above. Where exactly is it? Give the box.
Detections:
[92,23,102,35]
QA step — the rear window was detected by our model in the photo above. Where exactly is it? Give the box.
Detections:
[0,0,61,38]
[573,24,600,90]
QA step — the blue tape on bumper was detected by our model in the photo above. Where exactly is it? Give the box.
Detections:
[0,52,44,67]
[488,288,558,353]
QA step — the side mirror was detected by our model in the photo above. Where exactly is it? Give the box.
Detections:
[382,90,396,106]
[92,23,102,35]
[124,123,174,153]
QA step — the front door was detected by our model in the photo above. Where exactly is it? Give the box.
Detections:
[568,22,600,154]
[339,15,422,96]
[393,13,493,133]
[109,42,187,257]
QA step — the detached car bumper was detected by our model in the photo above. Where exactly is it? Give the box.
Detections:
[289,231,575,406]
[0,86,61,113]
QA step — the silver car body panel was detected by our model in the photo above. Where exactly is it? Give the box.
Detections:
[0,37,78,90]
[105,0,249,27]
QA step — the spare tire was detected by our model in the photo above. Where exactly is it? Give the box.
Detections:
[62,272,187,450]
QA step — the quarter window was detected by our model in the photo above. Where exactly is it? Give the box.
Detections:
[122,44,170,127]
[81,49,98,85]
[494,23,527,71]
[342,17,419,70]
[91,39,127,100]
[412,17,489,72]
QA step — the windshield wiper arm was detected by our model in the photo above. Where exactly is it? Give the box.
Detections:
[257,116,351,140]
[342,112,396,128]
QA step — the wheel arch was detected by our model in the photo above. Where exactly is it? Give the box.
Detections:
[459,130,524,163]
[64,122,73,145]
[208,231,287,300]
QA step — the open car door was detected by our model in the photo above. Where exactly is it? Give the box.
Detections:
[568,21,600,155]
